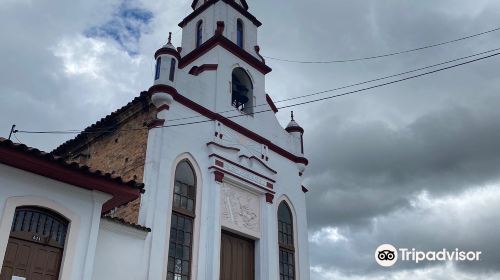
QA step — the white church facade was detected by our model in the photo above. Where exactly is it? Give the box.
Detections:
[0,0,311,279]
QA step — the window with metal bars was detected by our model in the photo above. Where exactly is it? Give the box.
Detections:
[278,202,295,280]
[167,160,196,280]
[10,206,69,248]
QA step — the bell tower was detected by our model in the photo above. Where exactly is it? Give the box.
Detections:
[141,1,310,280]
[169,0,271,117]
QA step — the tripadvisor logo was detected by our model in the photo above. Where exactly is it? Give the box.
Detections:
[375,244,398,267]
[375,244,482,267]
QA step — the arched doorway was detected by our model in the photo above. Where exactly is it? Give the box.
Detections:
[1,206,69,280]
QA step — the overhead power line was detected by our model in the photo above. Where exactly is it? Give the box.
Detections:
[147,46,500,123]
[264,26,500,64]
[16,47,500,135]
[14,50,500,136]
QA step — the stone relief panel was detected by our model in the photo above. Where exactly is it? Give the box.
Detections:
[221,182,261,238]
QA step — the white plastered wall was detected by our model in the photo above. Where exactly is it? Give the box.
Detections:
[144,0,310,278]
[0,163,111,280]
[92,219,148,280]
[181,2,259,58]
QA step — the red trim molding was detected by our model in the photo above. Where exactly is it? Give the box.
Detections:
[286,125,304,134]
[215,160,224,167]
[149,85,308,166]
[266,94,278,113]
[254,45,265,63]
[265,193,274,204]
[154,47,181,61]
[209,166,276,194]
[238,155,277,174]
[147,119,165,130]
[189,64,218,76]
[179,34,272,75]
[184,0,258,28]
[192,0,248,10]
[302,185,309,193]
[209,154,276,183]
[214,170,225,183]
[156,104,170,112]
[0,148,141,213]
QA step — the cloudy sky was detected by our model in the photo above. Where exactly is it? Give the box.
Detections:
[1,0,500,279]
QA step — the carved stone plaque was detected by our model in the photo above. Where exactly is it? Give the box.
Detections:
[221,183,260,238]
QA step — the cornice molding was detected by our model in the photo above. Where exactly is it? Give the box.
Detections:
[179,34,272,75]
[148,85,308,166]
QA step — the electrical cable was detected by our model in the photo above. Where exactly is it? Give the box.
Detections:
[18,47,500,134]
[263,26,500,64]
[153,47,500,123]
[14,50,500,135]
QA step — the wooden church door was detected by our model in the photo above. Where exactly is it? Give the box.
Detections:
[220,230,255,280]
[0,207,68,280]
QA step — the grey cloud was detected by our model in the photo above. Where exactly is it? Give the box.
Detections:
[2,0,500,279]
[306,105,500,230]
[308,186,500,277]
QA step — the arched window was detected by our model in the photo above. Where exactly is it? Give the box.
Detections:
[237,19,244,48]
[155,57,161,80]
[169,58,176,82]
[167,160,196,280]
[278,202,295,280]
[231,67,253,114]
[196,20,203,48]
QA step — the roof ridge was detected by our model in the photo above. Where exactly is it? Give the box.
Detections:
[51,91,150,156]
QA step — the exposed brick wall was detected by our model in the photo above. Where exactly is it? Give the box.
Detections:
[84,111,153,223]
[79,110,152,183]
[59,97,155,224]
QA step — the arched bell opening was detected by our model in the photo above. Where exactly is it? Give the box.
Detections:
[231,67,253,114]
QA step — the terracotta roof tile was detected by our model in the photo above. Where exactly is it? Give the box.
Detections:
[102,216,151,232]
[51,91,150,156]
[0,137,145,192]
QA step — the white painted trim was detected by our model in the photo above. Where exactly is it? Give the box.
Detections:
[83,191,112,280]
[223,173,266,196]
[276,195,300,280]
[0,196,81,280]
[231,63,255,85]
[161,153,203,280]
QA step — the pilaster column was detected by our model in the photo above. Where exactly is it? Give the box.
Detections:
[198,171,223,280]
[139,89,174,279]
